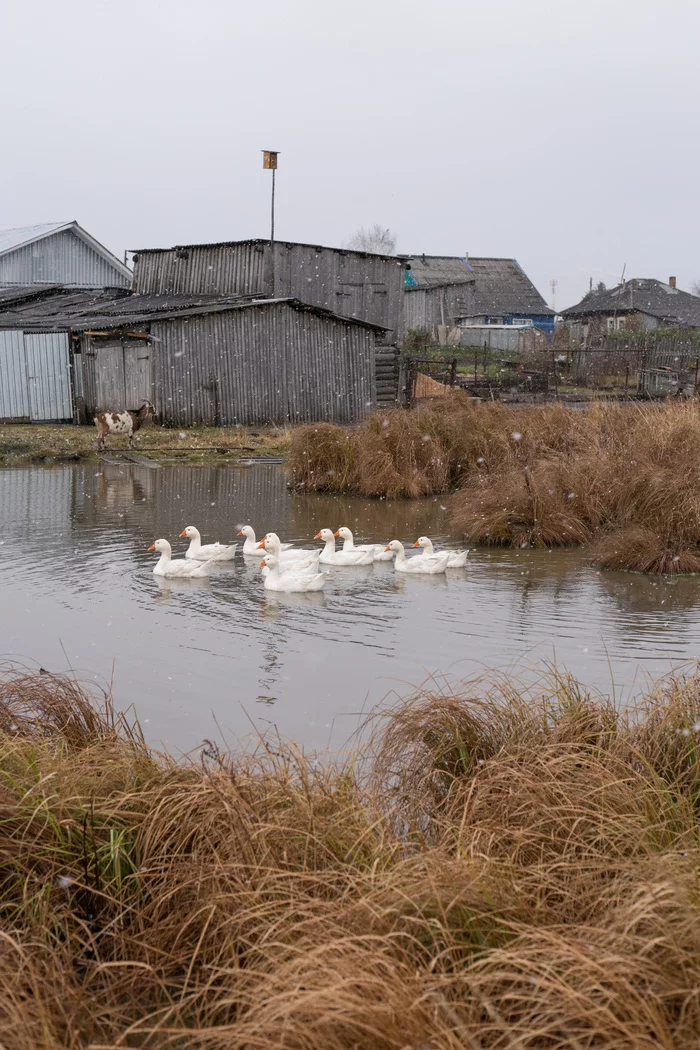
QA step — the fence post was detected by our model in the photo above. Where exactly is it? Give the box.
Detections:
[695,354,699,397]
[450,358,457,387]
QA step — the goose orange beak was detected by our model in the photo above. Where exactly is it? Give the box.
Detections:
[412,540,420,547]
[179,530,187,537]
[333,530,340,537]
[257,540,266,549]
[237,530,243,536]
[258,559,266,568]
[313,531,323,540]
[384,545,392,552]
[148,544,156,551]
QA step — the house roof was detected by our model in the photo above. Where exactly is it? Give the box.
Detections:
[400,255,475,289]
[466,257,555,318]
[131,238,404,264]
[561,279,700,327]
[400,254,554,316]
[0,287,389,333]
[0,221,132,282]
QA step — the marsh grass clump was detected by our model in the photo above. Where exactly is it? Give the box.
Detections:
[590,526,700,574]
[291,400,700,571]
[4,664,700,1047]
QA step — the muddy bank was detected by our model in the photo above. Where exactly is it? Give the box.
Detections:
[0,422,290,466]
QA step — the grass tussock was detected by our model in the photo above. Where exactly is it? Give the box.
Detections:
[4,665,700,1046]
[291,398,700,570]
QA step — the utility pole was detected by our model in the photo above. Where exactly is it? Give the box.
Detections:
[262,150,279,297]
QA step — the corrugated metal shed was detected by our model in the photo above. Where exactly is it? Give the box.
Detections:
[0,331,72,421]
[0,331,30,418]
[0,223,68,255]
[153,301,377,425]
[132,239,405,345]
[76,299,382,425]
[0,222,131,288]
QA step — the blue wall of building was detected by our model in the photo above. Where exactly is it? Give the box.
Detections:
[503,314,556,338]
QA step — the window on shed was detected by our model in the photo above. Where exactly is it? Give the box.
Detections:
[487,316,503,324]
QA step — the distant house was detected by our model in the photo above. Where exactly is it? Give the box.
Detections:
[0,221,131,289]
[561,277,700,340]
[400,255,475,332]
[461,257,555,335]
[401,254,554,340]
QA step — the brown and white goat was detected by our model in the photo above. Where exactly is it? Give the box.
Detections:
[95,400,156,451]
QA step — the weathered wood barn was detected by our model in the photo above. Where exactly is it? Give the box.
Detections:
[132,239,406,406]
[0,288,386,425]
[401,255,475,334]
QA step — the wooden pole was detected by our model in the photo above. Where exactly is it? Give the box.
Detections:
[270,167,276,297]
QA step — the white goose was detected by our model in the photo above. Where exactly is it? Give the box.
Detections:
[334,527,392,562]
[258,532,320,569]
[259,553,327,592]
[413,536,469,568]
[149,539,213,578]
[314,529,376,566]
[180,526,237,561]
[385,539,450,575]
[238,525,293,556]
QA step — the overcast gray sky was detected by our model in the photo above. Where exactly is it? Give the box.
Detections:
[3,0,699,310]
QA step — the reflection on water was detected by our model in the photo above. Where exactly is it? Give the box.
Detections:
[1,461,700,753]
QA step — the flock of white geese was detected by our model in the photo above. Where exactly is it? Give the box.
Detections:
[148,526,468,593]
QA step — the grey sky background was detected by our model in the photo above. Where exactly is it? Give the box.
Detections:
[3,0,698,310]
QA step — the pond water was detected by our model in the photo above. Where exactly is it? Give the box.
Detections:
[1,461,700,755]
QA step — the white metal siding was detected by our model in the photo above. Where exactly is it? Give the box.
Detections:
[24,333,72,420]
[0,330,30,418]
[0,230,131,288]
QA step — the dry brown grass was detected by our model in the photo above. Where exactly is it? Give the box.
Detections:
[3,664,700,1047]
[290,399,700,570]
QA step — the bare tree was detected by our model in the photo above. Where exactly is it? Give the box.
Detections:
[691,280,700,297]
[346,224,397,255]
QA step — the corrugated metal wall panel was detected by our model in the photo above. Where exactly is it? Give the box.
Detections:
[0,330,30,418]
[148,302,375,426]
[273,243,404,345]
[0,230,130,288]
[24,333,73,420]
[133,242,404,344]
[133,243,268,296]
